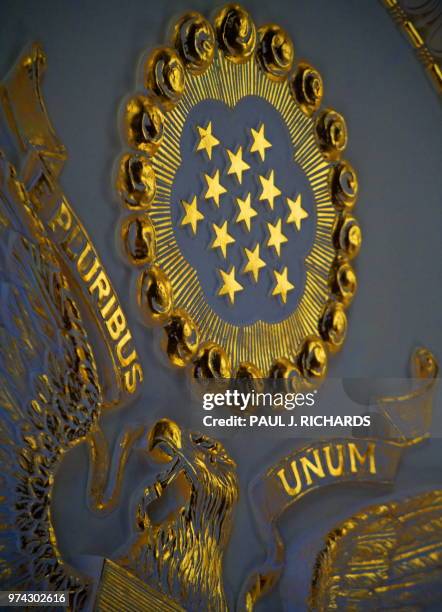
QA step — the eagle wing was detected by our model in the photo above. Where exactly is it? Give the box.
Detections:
[0,153,101,606]
[310,490,442,610]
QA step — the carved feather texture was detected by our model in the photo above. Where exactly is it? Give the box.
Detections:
[0,156,101,607]
[122,429,238,612]
[310,490,442,611]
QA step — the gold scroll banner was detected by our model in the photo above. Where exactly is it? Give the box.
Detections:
[239,348,439,610]
[0,44,143,401]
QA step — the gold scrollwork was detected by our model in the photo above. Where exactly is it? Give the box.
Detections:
[320,301,348,351]
[193,342,232,381]
[144,48,185,110]
[116,152,156,210]
[256,24,294,81]
[315,109,348,161]
[235,361,264,380]
[121,215,156,266]
[290,62,324,116]
[214,4,257,63]
[137,265,173,325]
[329,160,358,211]
[299,336,328,381]
[123,95,164,154]
[330,259,358,306]
[333,213,362,260]
[173,11,216,75]
[162,309,200,367]
[269,358,304,393]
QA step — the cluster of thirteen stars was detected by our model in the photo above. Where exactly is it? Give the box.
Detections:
[180,121,309,305]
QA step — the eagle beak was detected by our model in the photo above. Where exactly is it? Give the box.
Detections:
[147,419,198,488]
[148,418,182,463]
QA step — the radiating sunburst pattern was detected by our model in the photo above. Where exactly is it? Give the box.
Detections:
[149,52,335,372]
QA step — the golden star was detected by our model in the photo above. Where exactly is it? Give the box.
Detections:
[180,196,204,235]
[286,194,309,231]
[226,145,250,183]
[243,243,266,283]
[204,169,227,207]
[211,220,235,258]
[259,170,281,210]
[267,219,288,256]
[272,267,295,304]
[235,193,257,231]
[196,121,219,159]
[250,123,272,161]
[218,266,243,304]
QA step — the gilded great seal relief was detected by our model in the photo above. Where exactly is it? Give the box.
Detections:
[116,4,361,384]
[0,44,238,611]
